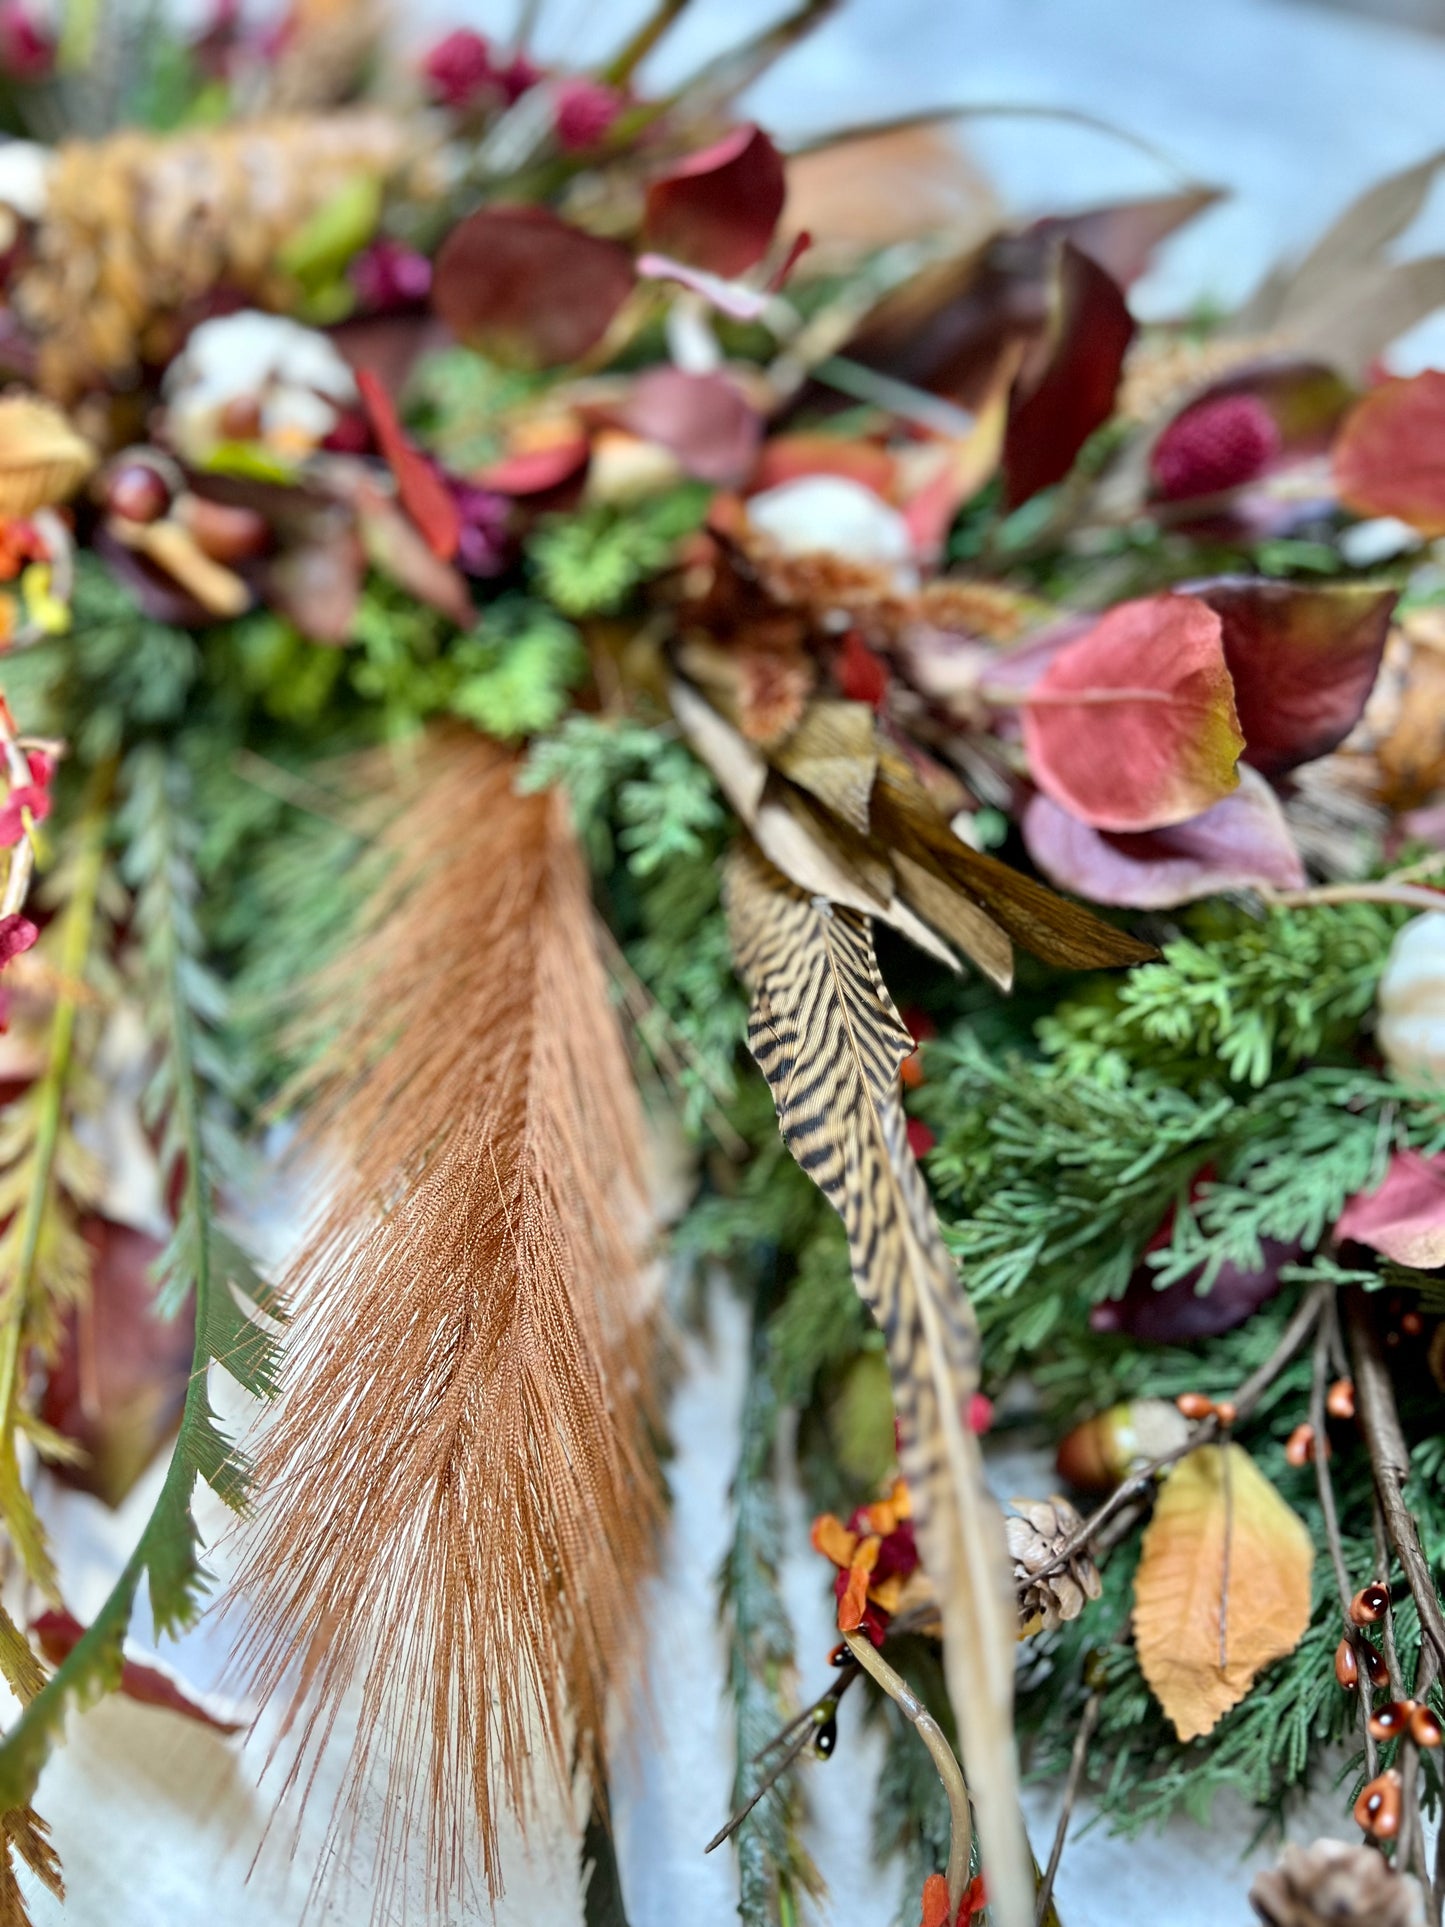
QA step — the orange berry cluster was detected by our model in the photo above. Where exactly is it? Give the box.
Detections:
[1335,1579,1442,1840]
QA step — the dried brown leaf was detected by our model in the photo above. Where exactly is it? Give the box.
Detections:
[1133,1444,1313,1742]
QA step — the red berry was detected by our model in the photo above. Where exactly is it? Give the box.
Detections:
[105,462,170,524]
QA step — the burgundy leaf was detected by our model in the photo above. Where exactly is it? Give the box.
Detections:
[1023,765,1306,909]
[433,206,635,370]
[1002,241,1135,508]
[1190,577,1396,778]
[1039,187,1223,290]
[356,480,474,628]
[621,367,762,486]
[643,124,786,279]
[356,368,460,560]
[1337,1148,1445,1269]
[39,1217,192,1508]
[32,1610,247,1734]
[1093,1241,1294,1343]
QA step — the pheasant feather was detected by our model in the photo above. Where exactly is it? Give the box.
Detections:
[230,737,660,1915]
[724,841,1032,1927]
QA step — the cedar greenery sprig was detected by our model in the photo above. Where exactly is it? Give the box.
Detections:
[0,745,280,1816]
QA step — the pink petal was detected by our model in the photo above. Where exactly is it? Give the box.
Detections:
[621,368,761,486]
[1023,765,1306,909]
[1337,1149,1445,1269]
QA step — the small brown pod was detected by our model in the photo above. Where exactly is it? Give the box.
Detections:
[1326,1377,1356,1420]
[1368,1699,1416,1741]
[1212,1400,1237,1427]
[1334,1638,1360,1691]
[1175,1392,1215,1422]
[1354,1767,1403,1839]
[1411,1704,1444,1749]
[1361,1644,1390,1690]
[1349,1583,1391,1626]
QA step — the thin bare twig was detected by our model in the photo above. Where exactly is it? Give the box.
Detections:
[1035,1688,1100,1926]
[1265,881,1445,915]
[844,1629,973,1918]
[704,1667,859,1853]
[1311,1303,1378,1783]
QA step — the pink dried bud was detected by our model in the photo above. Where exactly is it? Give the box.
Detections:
[422,28,498,109]
[552,77,624,152]
[350,239,433,312]
[1150,392,1281,502]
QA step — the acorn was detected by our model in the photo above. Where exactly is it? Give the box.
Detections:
[1411,1704,1443,1748]
[1349,1583,1391,1626]
[1056,1398,1191,1494]
[1353,1767,1403,1839]
[1368,1699,1415,1741]
[176,493,271,565]
[1335,1638,1360,1690]
[104,460,170,525]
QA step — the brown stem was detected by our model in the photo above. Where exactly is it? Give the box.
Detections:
[1345,1291,1445,1675]
[1035,1688,1100,1926]
[1312,1304,1378,1783]
[703,1665,860,1854]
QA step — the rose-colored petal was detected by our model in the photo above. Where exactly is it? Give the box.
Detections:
[621,367,761,486]
[473,430,591,496]
[31,1610,247,1734]
[0,912,37,965]
[1190,577,1395,778]
[1021,594,1244,832]
[1023,766,1305,909]
[643,124,786,279]
[356,368,460,561]
[433,206,635,370]
[1335,370,1445,535]
[1002,241,1135,508]
[1337,1148,1445,1269]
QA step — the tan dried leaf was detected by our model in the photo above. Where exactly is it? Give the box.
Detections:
[1133,1444,1313,1742]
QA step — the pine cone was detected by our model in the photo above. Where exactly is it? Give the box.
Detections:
[1005,1496,1102,1634]
[1250,1838,1426,1927]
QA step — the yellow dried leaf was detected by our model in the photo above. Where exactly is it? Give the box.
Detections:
[1133,1443,1313,1742]
[0,396,95,518]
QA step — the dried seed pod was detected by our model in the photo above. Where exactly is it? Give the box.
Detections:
[1354,1767,1403,1839]
[1175,1392,1215,1422]
[1285,1422,1316,1467]
[1335,1638,1360,1691]
[1362,1644,1390,1690]
[1410,1704,1443,1748]
[1369,1699,1416,1741]
[1350,1583,1391,1626]
[1326,1377,1356,1420]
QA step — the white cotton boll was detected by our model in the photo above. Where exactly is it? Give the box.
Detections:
[1377,912,1445,1085]
[0,141,52,221]
[163,311,357,408]
[745,474,917,584]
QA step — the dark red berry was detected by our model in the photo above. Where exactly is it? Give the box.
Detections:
[105,462,170,524]
[1150,392,1281,503]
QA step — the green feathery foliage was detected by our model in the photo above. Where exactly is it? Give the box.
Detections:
[0,747,281,1813]
[528,485,711,617]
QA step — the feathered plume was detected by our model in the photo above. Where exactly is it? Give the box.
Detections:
[724,841,1032,1927]
[230,735,660,1911]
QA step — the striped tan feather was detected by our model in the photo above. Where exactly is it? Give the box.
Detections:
[724,840,1031,1927]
